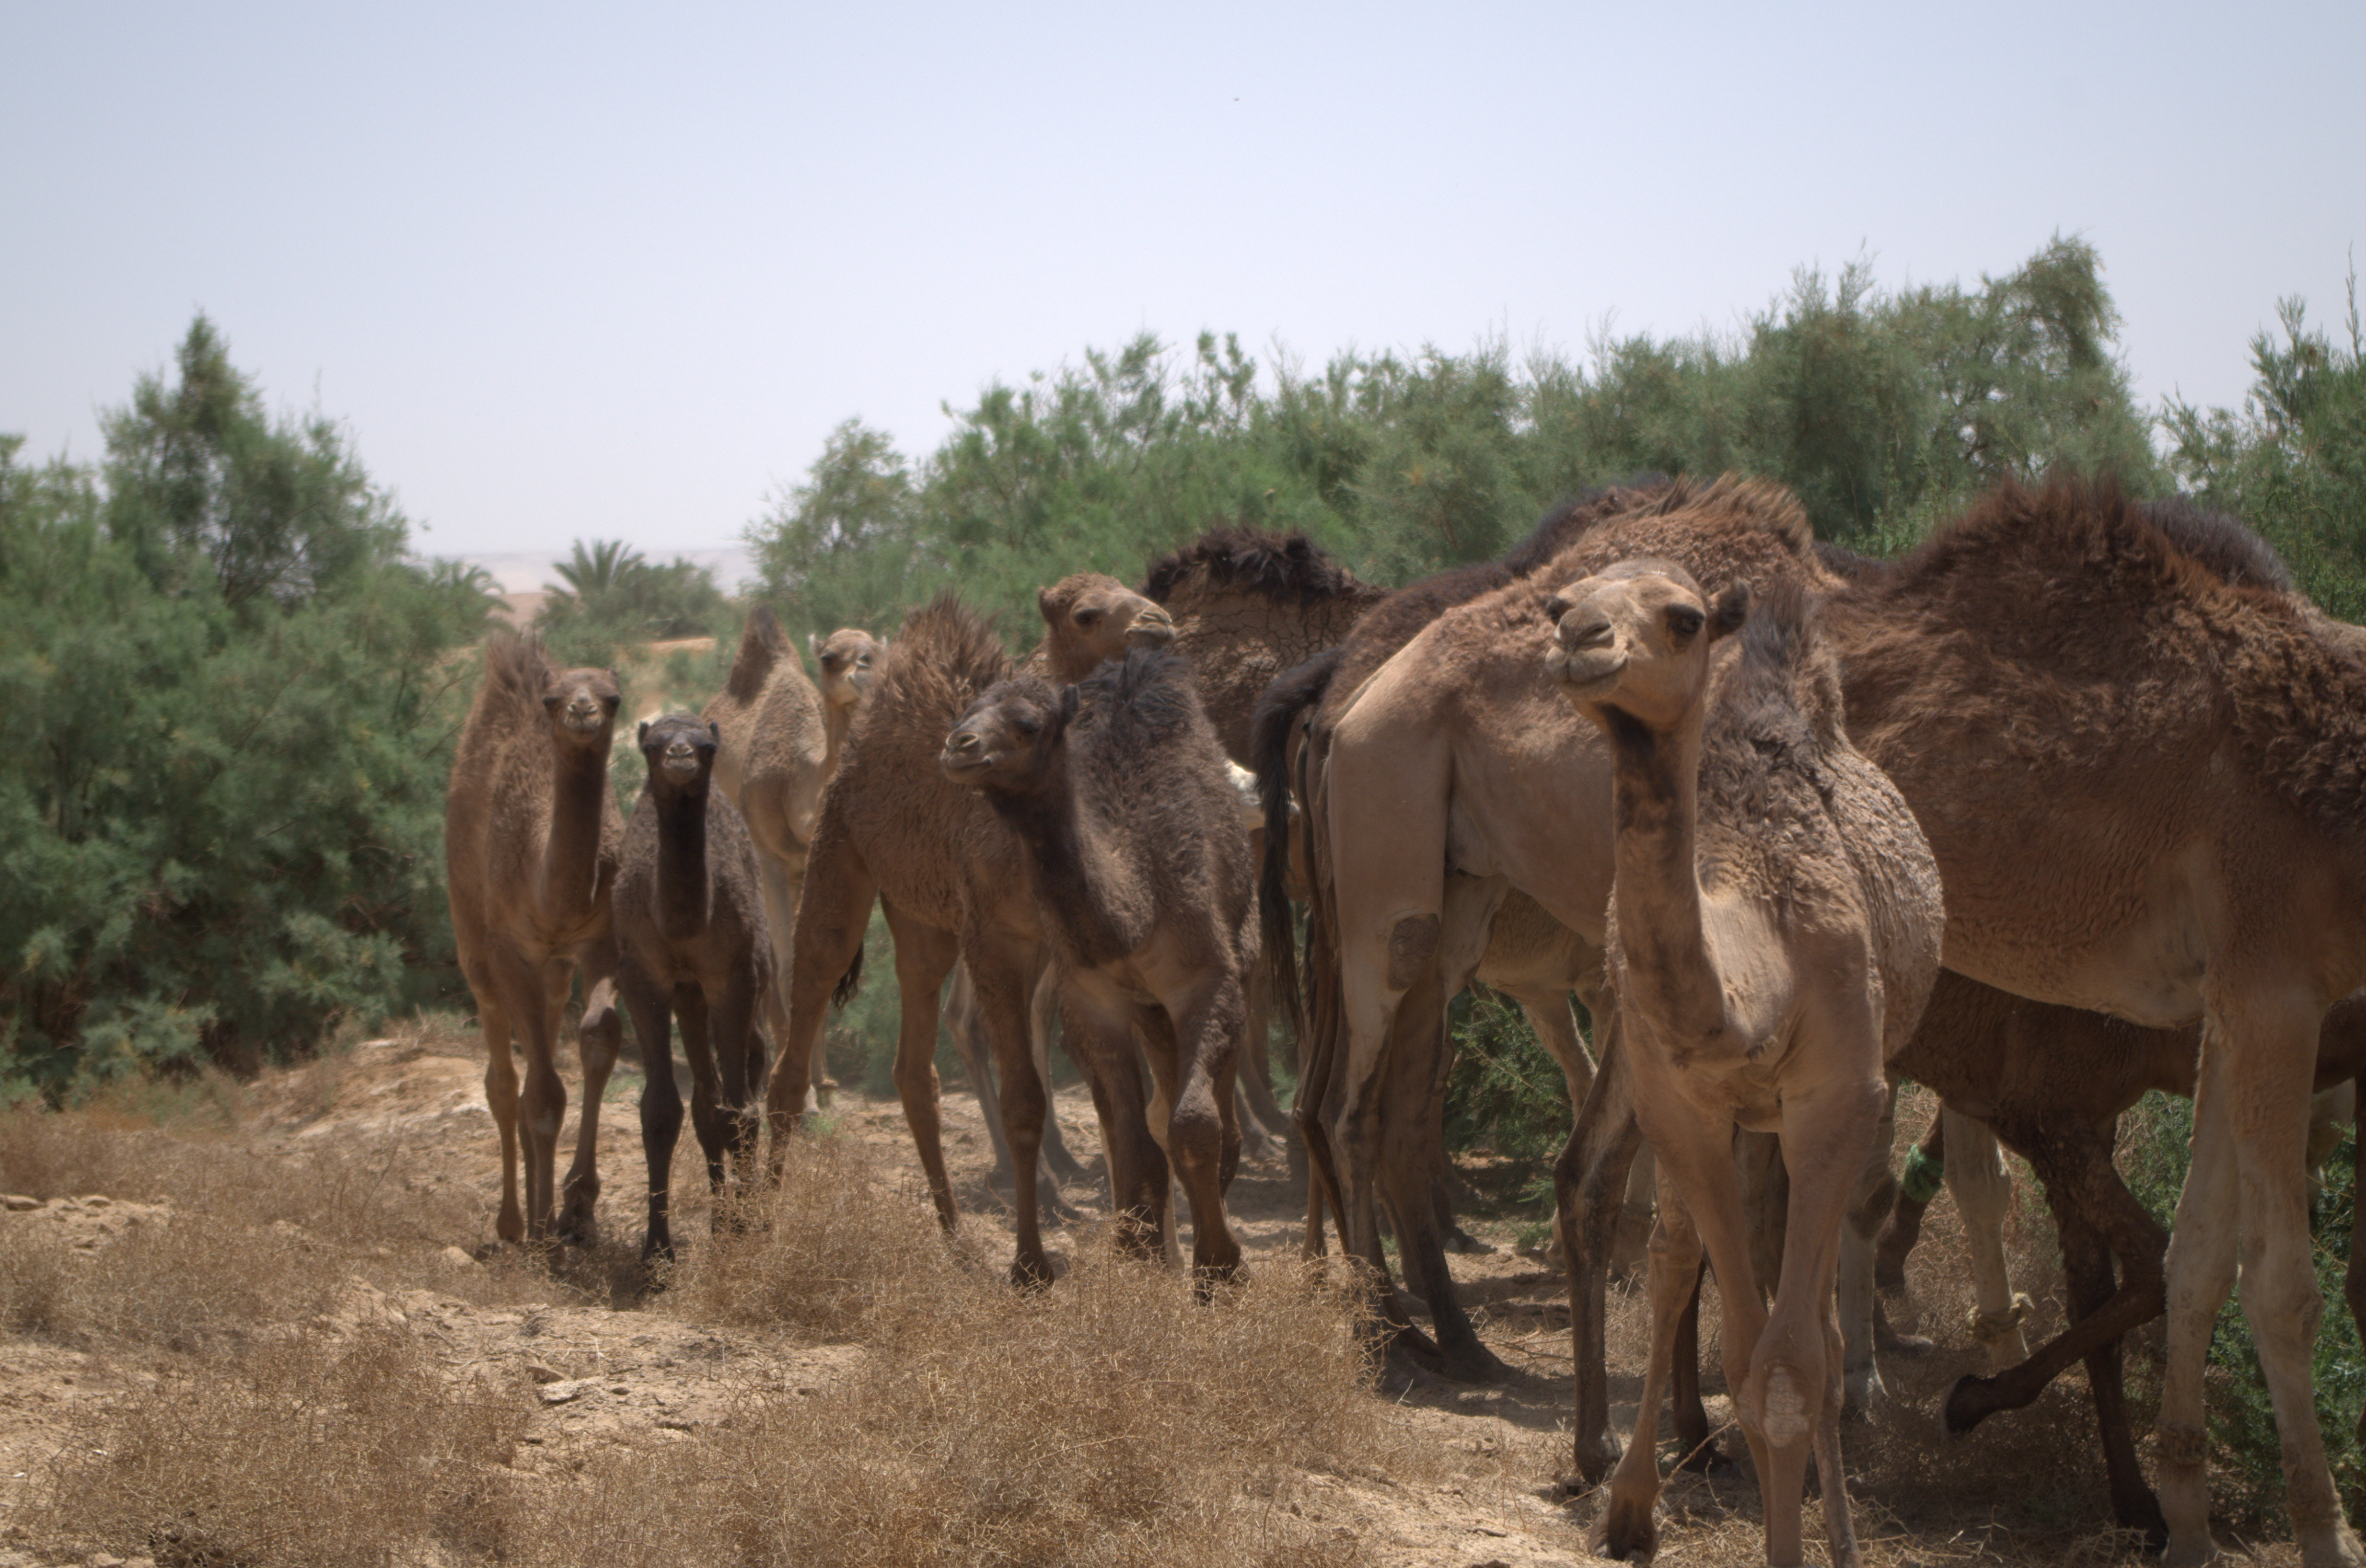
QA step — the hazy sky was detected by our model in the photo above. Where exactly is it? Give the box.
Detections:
[5,2,2360,570]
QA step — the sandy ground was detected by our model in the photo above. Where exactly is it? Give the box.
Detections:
[0,1029,2301,1567]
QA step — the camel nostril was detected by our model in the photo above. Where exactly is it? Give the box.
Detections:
[949,732,982,755]
[1559,616,1614,652]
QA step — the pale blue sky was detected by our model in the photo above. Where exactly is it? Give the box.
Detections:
[4,1,2360,567]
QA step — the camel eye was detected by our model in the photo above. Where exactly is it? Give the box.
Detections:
[1074,608,1102,627]
[1013,715,1041,736]
[1544,595,1570,622]
[1665,604,1705,639]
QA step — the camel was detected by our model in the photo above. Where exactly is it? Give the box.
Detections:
[766,590,1176,1283]
[942,646,1260,1279]
[444,633,626,1247]
[1544,562,1941,1567]
[612,713,774,1265]
[810,627,885,730]
[1031,572,1175,680]
[1261,476,1838,1381]
[702,610,839,1109]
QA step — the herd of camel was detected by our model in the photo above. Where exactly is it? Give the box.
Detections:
[441,471,2366,1568]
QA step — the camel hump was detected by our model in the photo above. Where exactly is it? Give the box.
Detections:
[878,593,1012,717]
[1075,645,1201,744]
[1710,577,1847,765]
[1642,473,1815,557]
[2137,494,2295,593]
[482,629,557,711]
[1140,525,1375,609]
[725,605,793,701]
[1502,472,1676,575]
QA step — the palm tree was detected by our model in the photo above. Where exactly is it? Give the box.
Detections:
[543,538,645,612]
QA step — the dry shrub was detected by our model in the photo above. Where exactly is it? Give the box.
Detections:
[34,1326,531,1568]
[0,1215,77,1337]
[495,1132,1401,1567]
[0,1207,333,1352]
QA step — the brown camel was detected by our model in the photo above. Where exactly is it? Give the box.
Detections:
[702,609,833,1107]
[942,646,1259,1279]
[1841,972,2366,1540]
[445,633,626,1247]
[810,626,885,733]
[1031,572,1175,680]
[1804,480,2366,1568]
[1547,564,1941,1568]
[766,591,1175,1283]
[1263,476,1832,1381]
[612,713,773,1264]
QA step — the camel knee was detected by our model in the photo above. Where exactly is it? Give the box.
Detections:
[1385,913,1438,990]
[890,1056,941,1105]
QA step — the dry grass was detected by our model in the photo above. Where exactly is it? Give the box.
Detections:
[33,1327,530,1568]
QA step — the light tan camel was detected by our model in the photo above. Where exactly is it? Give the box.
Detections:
[1546,563,1941,1567]
[1815,480,2366,1567]
[445,633,626,1247]
[767,591,1176,1283]
[810,627,885,733]
[1031,572,1175,680]
[612,714,773,1265]
[943,646,1259,1279]
[1271,476,1834,1381]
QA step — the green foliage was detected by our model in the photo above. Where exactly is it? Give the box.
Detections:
[1441,988,1577,1164]
[2122,1091,2366,1528]
[2166,266,2366,619]
[0,320,485,1092]
[746,240,2163,650]
[534,537,728,657]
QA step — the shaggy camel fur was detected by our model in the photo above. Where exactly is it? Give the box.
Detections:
[445,634,626,1246]
[613,714,774,1264]
[1548,565,1941,1568]
[943,647,1260,1278]
[1812,480,2366,1568]
[1263,476,1832,1382]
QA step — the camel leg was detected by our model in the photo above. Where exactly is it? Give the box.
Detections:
[2309,1081,2355,1195]
[674,984,731,1197]
[2160,990,2359,1568]
[1554,1008,1644,1485]
[1591,1177,1705,1560]
[969,934,1056,1286]
[1066,982,1169,1262]
[1239,962,1295,1169]
[501,952,574,1244]
[880,904,961,1233]
[1028,963,1087,1184]
[620,965,681,1264]
[1837,1084,1898,1414]
[1942,1109,2030,1371]
[557,969,621,1246]
[1670,1266,1724,1472]
[475,988,525,1246]
[765,828,873,1165]
[2051,1145,2170,1544]
[1874,1104,1945,1291]
[708,958,766,1189]
[944,964,1017,1184]
[754,850,825,1114]
[1612,1142,1657,1282]
[1144,976,1246,1285]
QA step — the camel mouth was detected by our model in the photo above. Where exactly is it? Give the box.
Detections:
[660,750,702,780]
[939,736,993,782]
[1547,645,1627,701]
[1124,616,1176,648]
[561,706,609,736]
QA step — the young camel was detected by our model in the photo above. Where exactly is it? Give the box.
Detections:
[444,633,626,1247]
[766,591,1171,1282]
[612,713,774,1265]
[942,647,1259,1279]
[1547,565,1941,1568]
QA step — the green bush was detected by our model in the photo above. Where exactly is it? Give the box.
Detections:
[0,319,489,1091]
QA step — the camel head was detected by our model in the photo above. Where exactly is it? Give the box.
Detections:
[1544,558,1748,732]
[939,675,1074,795]
[1036,573,1176,682]
[811,628,886,711]
[541,665,624,753]
[637,712,721,800]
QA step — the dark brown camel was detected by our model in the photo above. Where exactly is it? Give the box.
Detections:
[943,646,1259,1279]
[445,633,626,1247]
[613,713,774,1265]
[766,592,1169,1283]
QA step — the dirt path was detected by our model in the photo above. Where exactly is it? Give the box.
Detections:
[0,1030,2289,1566]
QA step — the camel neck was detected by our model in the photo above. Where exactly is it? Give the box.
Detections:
[651,786,711,941]
[988,754,1124,965]
[822,703,853,781]
[1602,703,1727,1045]
[541,743,611,925]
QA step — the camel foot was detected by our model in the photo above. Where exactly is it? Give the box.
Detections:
[1940,1372,2005,1437]
[1674,1438,1738,1476]
[1443,1223,1496,1256]
[1588,1489,1659,1562]
[1435,1334,1513,1385]
[1009,1253,1053,1292]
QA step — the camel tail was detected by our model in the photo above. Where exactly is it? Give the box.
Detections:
[1251,647,1337,1046]
[831,942,865,1010]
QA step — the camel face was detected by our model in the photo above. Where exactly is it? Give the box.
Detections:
[811,628,885,711]
[940,677,1067,794]
[540,667,623,748]
[638,713,719,796]
[1545,561,1745,731]
[1037,573,1176,680]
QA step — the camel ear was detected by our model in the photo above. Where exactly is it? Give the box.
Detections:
[1037,587,1058,626]
[637,720,650,746]
[1057,685,1080,732]
[1709,583,1751,641]
[707,720,720,744]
